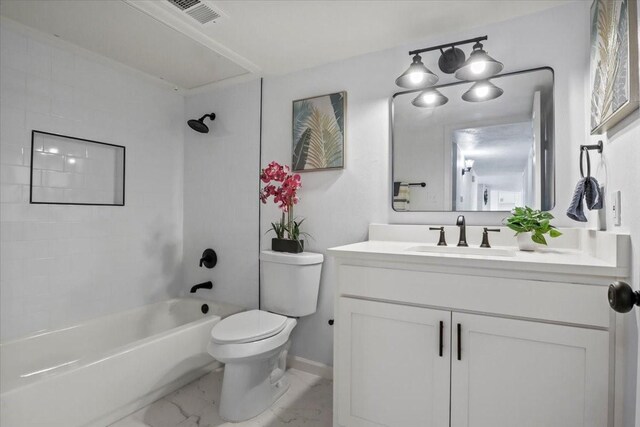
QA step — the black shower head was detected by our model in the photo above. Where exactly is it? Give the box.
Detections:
[188,113,216,133]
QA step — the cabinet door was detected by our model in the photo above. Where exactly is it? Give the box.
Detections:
[336,297,450,427]
[450,313,609,427]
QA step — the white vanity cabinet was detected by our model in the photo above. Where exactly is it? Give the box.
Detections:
[329,226,630,427]
[336,298,451,427]
[336,296,608,427]
[450,312,609,427]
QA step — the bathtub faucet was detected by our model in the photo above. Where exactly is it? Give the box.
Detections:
[190,281,213,293]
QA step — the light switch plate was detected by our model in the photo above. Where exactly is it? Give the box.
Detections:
[611,190,621,226]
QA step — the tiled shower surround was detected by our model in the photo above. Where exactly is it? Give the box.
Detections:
[0,21,185,340]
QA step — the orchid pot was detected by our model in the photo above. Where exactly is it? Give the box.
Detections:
[271,238,304,253]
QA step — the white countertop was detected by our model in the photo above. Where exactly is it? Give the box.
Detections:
[328,225,630,280]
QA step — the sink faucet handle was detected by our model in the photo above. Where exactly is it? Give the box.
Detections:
[429,226,447,246]
[480,228,501,248]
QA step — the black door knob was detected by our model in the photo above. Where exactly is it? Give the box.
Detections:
[608,281,639,313]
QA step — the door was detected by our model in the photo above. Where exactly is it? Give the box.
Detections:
[450,312,609,427]
[336,297,450,427]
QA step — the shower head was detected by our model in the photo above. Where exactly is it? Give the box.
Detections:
[188,113,216,133]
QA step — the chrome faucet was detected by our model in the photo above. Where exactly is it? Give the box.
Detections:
[456,215,468,247]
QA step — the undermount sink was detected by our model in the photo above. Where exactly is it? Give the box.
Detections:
[405,245,516,257]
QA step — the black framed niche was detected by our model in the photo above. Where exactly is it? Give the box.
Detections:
[30,131,125,206]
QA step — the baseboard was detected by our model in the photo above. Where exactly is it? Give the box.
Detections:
[287,355,333,380]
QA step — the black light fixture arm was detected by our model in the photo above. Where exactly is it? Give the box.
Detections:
[409,35,487,56]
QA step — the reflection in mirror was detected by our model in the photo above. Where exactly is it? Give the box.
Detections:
[392,67,554,212]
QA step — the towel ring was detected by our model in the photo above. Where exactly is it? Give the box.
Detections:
[580,147,591,178]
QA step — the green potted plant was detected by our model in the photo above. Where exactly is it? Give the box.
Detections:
[260,161,307,253]
[505,206,562,251]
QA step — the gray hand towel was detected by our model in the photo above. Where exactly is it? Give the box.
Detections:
[584,176,603,210]
[567,177,603,222]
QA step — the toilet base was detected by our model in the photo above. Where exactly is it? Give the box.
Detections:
[219,343,290,422]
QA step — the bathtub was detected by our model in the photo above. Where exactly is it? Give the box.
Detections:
[0,297,243,427]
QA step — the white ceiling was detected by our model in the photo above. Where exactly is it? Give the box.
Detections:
[0,0,250,89]
[183,0,572,75]
[0,0,572,90]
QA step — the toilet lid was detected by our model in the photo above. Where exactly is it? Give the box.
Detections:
[211,310,288,344]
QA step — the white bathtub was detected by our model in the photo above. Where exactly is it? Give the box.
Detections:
[0,297,243,427]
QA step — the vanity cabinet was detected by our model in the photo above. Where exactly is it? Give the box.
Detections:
[336,296,609,427]
[330,226,629,427]
[336,298,450,427]
[450,312,609,427]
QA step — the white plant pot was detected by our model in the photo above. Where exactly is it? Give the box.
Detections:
[516,232,538,251]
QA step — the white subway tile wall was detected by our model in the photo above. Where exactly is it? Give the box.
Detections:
[0,21,185,341]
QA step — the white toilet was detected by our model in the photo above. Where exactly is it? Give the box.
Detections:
[207,250,323,422]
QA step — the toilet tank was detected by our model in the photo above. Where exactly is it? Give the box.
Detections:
[260,250,323,317]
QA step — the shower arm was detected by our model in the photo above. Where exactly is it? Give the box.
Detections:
[198,113,216,121]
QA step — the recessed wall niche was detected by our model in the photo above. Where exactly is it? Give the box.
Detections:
[30,131,125,206]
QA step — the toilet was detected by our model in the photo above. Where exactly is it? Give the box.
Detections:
[207,250,323,422]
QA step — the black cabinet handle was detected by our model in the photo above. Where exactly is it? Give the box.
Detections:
[457,323,462,361]
[439,321,444,357]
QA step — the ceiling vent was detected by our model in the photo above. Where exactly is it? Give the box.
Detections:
[166,0,224,25]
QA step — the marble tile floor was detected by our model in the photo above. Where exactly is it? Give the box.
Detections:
[110,368,333,427]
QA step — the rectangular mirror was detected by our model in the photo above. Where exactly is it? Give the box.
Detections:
[30,131,125,206]
[392,67,555,212]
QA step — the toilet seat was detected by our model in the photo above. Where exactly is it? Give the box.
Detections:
[211,310,287,344]
[208,316,297,364]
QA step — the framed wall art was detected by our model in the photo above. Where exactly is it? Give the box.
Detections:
[292,91,346,171]
[590,0,639,134]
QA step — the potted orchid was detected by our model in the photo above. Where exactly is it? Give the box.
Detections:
[259,161,307,253]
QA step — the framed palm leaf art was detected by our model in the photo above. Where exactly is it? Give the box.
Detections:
[292,92,346,171]
[590,0,639,134]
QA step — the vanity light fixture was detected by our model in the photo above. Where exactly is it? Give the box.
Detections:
[395,54,439,89]
[454,41,503,81]
[462,159,474,175]
[397,35,502,90]
[462,80,504,102]
[411,88,448,108]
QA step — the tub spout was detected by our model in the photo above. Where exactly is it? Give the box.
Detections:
[190,281,213,293]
